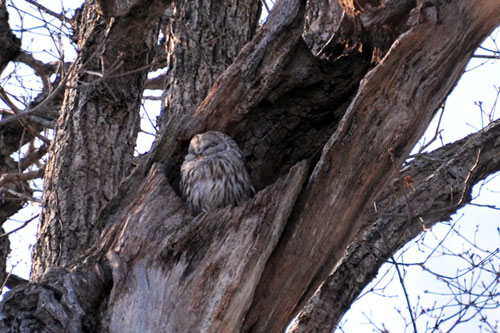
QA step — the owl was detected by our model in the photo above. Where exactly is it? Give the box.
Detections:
[180,131,255,213]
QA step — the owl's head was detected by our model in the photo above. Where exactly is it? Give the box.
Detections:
[187,131,237,160]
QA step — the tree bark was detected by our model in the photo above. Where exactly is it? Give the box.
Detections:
[104,161,308,332]
[290,118,500,332]
[243,1,500,331]
[31,0,171,278]
[159,0,261,128]
[0,227,8,290]
[0,0,20,73]
[0,0,499,332]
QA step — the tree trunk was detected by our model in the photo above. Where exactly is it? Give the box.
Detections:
[242,1,500,330]
[1,0,500,332]
[31,0,169,278]
[159,0,261,127]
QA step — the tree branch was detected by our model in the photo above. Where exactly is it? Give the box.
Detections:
[243,1,500,331]
[0,0,21,73]
[23,0,71,23]
[4,273,28,289]
[290,119,500,332]
[0,168,44,187]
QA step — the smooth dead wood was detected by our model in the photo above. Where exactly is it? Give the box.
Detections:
[290,119,500,332]
[243,1,500,331]
[104,161,309,332]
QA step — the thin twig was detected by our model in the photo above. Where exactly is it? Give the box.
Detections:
[392,255,418,333]
[1,186,41,203]
[472,54,500,60]
[0,87,51,144]
[19,145,48,171]
[0,43,101,127]
[23,0,70,23]
[0,214,39,239]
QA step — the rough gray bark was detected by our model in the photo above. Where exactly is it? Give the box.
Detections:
[159,0,261,128]
[290,118,500,332]
[0,0,499,332]
[31,0,171,278]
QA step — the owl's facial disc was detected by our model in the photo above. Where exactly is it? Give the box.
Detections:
[188,135,202,156]
[188,132,224,161]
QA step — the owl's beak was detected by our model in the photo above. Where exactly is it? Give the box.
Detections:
[197,154,202,160]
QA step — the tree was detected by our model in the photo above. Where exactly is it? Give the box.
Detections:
[0,0,499,331]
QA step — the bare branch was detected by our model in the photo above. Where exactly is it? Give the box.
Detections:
[290,118,500,332]
[0,87,50,144]
[0,214,39,239]
[4,273,28,289]
[0,168,44,188]
[19,145,48,171]
[391,255,418,333]
[473,54,500,59]
[22,0,72,24]
[1,186,40,203]
[14,51,60,91]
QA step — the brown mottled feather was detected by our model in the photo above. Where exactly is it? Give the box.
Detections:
[180,131,254,212]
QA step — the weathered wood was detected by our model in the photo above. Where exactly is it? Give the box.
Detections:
[242,1,500,331]
[103,161,308,332]
[153,0,373,191]
[290,119,500,332]
[1,0,500,332]
[2,120,499,332]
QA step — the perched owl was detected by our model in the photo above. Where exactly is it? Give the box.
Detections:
[180,131,255,213]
